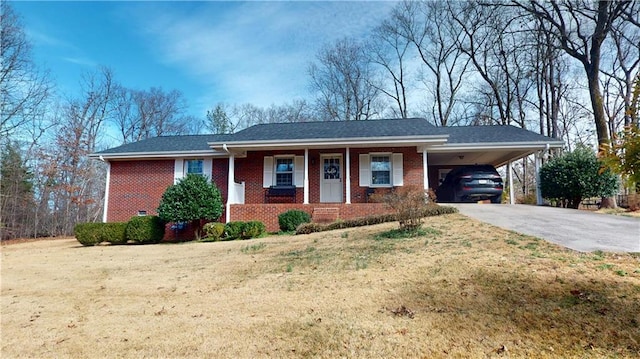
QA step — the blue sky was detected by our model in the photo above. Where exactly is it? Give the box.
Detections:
[13,1,397,120]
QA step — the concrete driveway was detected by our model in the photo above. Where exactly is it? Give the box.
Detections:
[450,204,640,253]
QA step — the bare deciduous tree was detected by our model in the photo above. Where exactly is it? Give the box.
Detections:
[38,68,114,235]
[393,0,471,126]
[368,12,412,119]
[309,37,382,121]
[449,1,535,128]
[512,0,635,147]
[0,2,51,139]
[205,100,316,134]
[113,87,192,144]
[600,9,640,131]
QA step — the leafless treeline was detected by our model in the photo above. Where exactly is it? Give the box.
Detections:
[1,1,638,239]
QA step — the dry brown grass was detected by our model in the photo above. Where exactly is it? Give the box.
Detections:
[2,213,639,358]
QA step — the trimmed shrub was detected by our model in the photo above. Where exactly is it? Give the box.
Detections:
[243,221,266,239]
[421,205,458,217]
[203,222,226,241]
[74,222,127,246]
[225,221,245,240]
[106,223,129,245]
[75,223,103,246]
[278,210,311,232]
[126,216,165,244]
[296,222,326,235]
[294,205,457,235]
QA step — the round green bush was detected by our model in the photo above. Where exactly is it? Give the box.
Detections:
[242,221,266,239]
[125,216,165,244]
[75,223,103,246]
[224,221,245,240]
[278,210,311,232]
[203,222,225,241]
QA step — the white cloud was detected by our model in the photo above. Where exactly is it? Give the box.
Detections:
[126,1,396,108]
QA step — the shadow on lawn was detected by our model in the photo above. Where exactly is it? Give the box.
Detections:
[399,267,640,355]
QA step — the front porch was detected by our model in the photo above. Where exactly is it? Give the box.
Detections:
[230,203,393,233]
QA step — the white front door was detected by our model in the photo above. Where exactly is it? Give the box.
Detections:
[320,155,343,203]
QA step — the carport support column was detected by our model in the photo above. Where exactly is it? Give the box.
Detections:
[534,152,543,205]
[226,154,235,223]
[304,148,309,204]
[345,147,351,204]
[423,149,429,192]
[507,161,514,205]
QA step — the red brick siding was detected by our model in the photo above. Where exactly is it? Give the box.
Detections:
[107,160,175,222]
[234,150,306,204]
[230,203,393,232]
[349,147,424,203]
[107,147,427,236]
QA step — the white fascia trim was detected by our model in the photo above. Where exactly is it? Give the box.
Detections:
[426,141,564,152]
[88,150,224,160]
[209,135,449,150]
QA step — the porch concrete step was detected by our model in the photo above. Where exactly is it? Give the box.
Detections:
[312,207,340,224]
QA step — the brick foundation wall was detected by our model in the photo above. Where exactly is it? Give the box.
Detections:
[230,203,393,232]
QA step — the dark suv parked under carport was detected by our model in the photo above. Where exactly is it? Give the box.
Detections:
[436,165,503,203]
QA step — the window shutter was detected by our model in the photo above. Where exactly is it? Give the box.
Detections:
[294,156,304,188]
[263,156,273,188]
[174,159,184,184]
[392,153,404,186]
[359,154,370,187]
[203,158,213,181]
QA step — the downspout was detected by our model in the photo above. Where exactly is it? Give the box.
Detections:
[99,155,110,223]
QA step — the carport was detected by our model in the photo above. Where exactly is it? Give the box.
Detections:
[426,126,565,204]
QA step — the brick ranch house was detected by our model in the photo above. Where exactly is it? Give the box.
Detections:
[90,118,563,233]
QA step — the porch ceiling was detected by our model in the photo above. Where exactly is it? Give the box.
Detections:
[427,148,539,168]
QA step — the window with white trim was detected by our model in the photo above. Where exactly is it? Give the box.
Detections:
[371,155,391,185]
[275,157,294,186]
[359,152,403,187]
[185,159,204,176]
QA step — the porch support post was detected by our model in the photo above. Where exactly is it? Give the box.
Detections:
[422,149,429,191]
[226,154,235,223]
[534,151,543,205]
[304,148,310,204]
[345,147,351,204]
[507,161,514,205]
[102,161,110,222]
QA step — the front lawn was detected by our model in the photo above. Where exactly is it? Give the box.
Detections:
[1,213,639,358]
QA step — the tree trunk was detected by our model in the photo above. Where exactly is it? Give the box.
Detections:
[586,64,617,209]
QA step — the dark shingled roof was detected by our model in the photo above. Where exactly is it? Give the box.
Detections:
[439,125,561,144]
[224,118,438,142]
[95,134,232,155]
[93,119,561,156]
